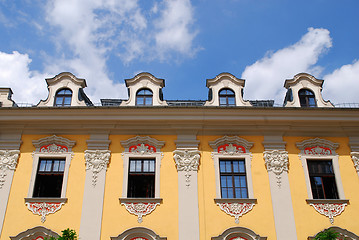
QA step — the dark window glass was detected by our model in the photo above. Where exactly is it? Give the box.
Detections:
[220,159,247,198]
[54,89,72,107]
[128,159,155,198]
[219,88,235,106]
[307,160,339,199]
[33,159,65,197]
[299,89,316,107]
[136,89,153,106]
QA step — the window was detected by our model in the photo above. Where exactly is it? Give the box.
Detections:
[54,88,72,106]
[219,88,235,106]
[33,159,65,198]
[220,160,248,198]
[298,89,316,107]
[128,159,155,198]
[136,89,153,106]
[307,160,338,199]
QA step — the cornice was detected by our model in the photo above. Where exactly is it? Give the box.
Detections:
[0,107,359,136]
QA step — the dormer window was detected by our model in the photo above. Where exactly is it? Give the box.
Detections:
[136,89,153,106]
[299,89,316,107]
[54,89,72,107]
[219,88,235,106]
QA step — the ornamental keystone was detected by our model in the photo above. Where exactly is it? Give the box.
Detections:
[263,150,288,187]
[173,149,200,187]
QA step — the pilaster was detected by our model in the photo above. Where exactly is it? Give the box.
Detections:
[79,133,111,240]
[174,134,200,240]
[0,133,21,237]
[262,136,297,240]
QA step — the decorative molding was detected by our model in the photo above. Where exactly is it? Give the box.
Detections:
[25,198,67,223]
[263,150,289,187]
[119,198,161,223]
[209,136,253,153]
[296,138,339,155]
[121,136,165,152]
[84,150,111,186]
[307,199,349,224]
[173,149,200,187]
[111,227,167,240]
[32,135,76,152]
[10,226,60,240]
[215,199,256,224]
[351,152,359,174]
[212,226,267,240]
[0,150,19,188]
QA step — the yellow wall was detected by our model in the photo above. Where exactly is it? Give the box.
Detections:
[1,134,88,239]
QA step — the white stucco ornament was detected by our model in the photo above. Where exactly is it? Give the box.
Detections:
[309,202,347,224]
[0,150,20,188]
[173,149,200,187]
[217,202,255,224]
[26,202,65,223]
[351,152,359,174]
[122,202,160,223]
[263,150,289,187]
[84,150,111,186]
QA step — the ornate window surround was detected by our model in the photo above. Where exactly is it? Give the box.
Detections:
[296,138,349,224]
[119,136,164,223]
[10,226,60,240]
[209,136,256,224]
[212,227,267,240]
[111,227,167,240]
[25,135,75,222]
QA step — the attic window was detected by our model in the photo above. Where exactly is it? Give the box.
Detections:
[54,89,72,107]
[298,89,316,107]
[136,89,153,106]
[219,88,235,106]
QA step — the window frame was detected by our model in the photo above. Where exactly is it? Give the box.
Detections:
[136,88,153,106]
[298,88,316,107]
[127,158,156,198]
[219,159,248,199]
[219,88,236,106]
[54,88,73,107]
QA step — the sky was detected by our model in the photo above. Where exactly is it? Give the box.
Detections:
[0,0,359,105]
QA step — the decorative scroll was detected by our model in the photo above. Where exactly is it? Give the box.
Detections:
[304,146,332,155]
[0,150,20,188]
[263,150,288,187]
[129,144,156,154]
[121,202,160,223]
[173,149,200,187]
[84,150,111,186]
[309,202,347,224]
[26,202,65,223]
[217,202,255,224]
[40,144,68,153]
[351,152,359,173]
[218,144,246,154]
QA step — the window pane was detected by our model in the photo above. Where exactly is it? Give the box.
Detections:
[238,161,245,173]
[39,161,46,171]
[241,188,248,198]
[53,160,60,172]
[225,161,231,173]
[64,97,71,105]
[220,161,226,173]
[143,160,149,172]
[130,161,136,172]
[45,161,52,171]
[234,176,240,187]
[221,176,227,187]
[233,161,239,173]
[145,97,152,105]
[240,176,247,187]
[137,97,144,105]
[136,161,142,171]
[59,161,65,172]
[149,160,155,172]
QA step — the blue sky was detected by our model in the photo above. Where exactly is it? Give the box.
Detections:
[0,0,359,105]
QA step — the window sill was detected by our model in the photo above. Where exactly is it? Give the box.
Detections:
[214,198,257,204]
[306,199,349,204]
[25,198,68,203]
[119,198,162,204]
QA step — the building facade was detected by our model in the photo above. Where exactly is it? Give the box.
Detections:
[0,72,359,240]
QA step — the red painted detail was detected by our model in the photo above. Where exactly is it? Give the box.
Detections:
[129,144,156,153]
[218,144,246,153]
[304,146,332,155]
[33,237,44,240]
[129,237,148,240]
[40,144,68,152]
[228,237,248,240]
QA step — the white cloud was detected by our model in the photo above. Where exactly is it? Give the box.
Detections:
[154,0,198,58]
[0,51,48,104]
[323,60,359,104]
[241,28,332,104]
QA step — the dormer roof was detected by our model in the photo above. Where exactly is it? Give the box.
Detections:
[37,72,92,107]
[205,72,251,107]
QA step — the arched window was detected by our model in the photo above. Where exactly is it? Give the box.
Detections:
[298,89,316,107]
[136,89,153,106]
[219,88,235,106]
[54,89,72,106]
